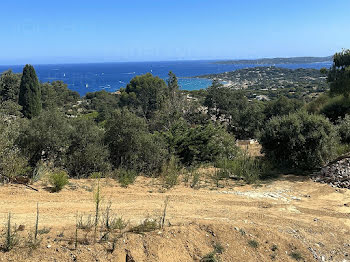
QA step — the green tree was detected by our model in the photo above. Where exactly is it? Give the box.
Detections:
[163,120,237,165]
[18,65,42,118]
[264,96,304,120]
[328,49,350,97]
[65,118,110,177]
[105,109,167,174]
[0,116,28,181]
[260,111,337,170]
[0,70,21,103]
[120,73,168,118]
[17,110,72,166]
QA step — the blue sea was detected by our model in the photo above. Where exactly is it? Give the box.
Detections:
[0,60,332,96]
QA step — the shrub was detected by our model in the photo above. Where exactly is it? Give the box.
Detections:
[190,171,201,189]
[213,242,224,254]
[2,213,19,252]
[49,170,69,192]
[161,156,180,189]
[260,111,337,170]
[105,109,168,174]
[215,154,270,184]
[248,240,259,249]
[320,95,350,122]
[129,219,159,234]
[337,114,350,144]
[114,169,137,188]
[163,120,238,166]
[290,251,303,261]
[200,252,218,262]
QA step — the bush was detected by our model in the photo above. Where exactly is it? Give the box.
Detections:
[337,114,350,144]
[161,156,180,189]
[49,170,69,192]
[105,109,168,174]
[248,240,259,249]
[260,111,337,170]
[215,154,270,184]
[320,95,350,122]
[114,169,137,188]
[164,121,238,166]
[129,219,159,233]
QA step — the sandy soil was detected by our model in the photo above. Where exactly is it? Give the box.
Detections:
[0,175,349,261]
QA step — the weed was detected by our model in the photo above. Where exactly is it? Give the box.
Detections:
[201,252,219,262]
[27,203,42,251]
[90,172,102,179]
[160,196,169,229]
[130,219,159,234]
[290,251,303,261]
[94,180,102,240]
[213,242,224,254]
[37,227,51,235]
[248,240,259,249]
[102,202,127,232]
[77,214,94,231]
[271,244,278,252]
[49,170,69,192]
[191,172,201,189]
[2,213,19,252]
[239,228,246,236]
[161,156,179,189]
[115,169,137,188]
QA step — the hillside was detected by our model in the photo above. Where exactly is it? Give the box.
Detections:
[196,66,328,100]
[215,56,333,65]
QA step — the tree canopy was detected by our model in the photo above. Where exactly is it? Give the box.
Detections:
[18,65,42,118]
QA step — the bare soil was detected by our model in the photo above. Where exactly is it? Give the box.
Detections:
[0,174,349,262]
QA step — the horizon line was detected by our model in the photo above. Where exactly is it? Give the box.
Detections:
[0,55,334,67]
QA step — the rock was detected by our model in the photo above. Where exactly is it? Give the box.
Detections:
[313,157,350,189]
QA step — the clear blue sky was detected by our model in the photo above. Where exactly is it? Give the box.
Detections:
[0,0,349,65]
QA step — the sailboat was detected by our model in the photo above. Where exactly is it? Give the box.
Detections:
[85,84,89,88]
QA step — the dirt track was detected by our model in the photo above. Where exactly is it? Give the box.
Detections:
[0,175,349,261]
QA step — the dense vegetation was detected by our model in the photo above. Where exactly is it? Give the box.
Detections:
[0,50,350,186]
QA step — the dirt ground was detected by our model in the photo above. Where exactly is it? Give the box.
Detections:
[0,174,349,262]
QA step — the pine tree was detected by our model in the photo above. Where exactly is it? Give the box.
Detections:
[19,65,42,118]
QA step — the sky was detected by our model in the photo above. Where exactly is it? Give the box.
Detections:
[0,0,349,65]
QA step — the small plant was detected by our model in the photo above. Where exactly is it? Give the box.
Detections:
[37,227,51,235]
[161,156,179,189]
[102,202,127,232]
[115,169,137,188]
[248,240,259,249]
[290,251,303,261]
[49,170,69,192]
[160,196,169,229]
[77,214,94,231]
[27,203,42,250]
[239,228,246,236]
[90,172,102,179]
[191,171,201,189]
[201,252,218,262]
[271,244,278,252]
[130,219,159,234]
[213,242,224,254]
[2,213,19,252]
[94,180,102,240]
